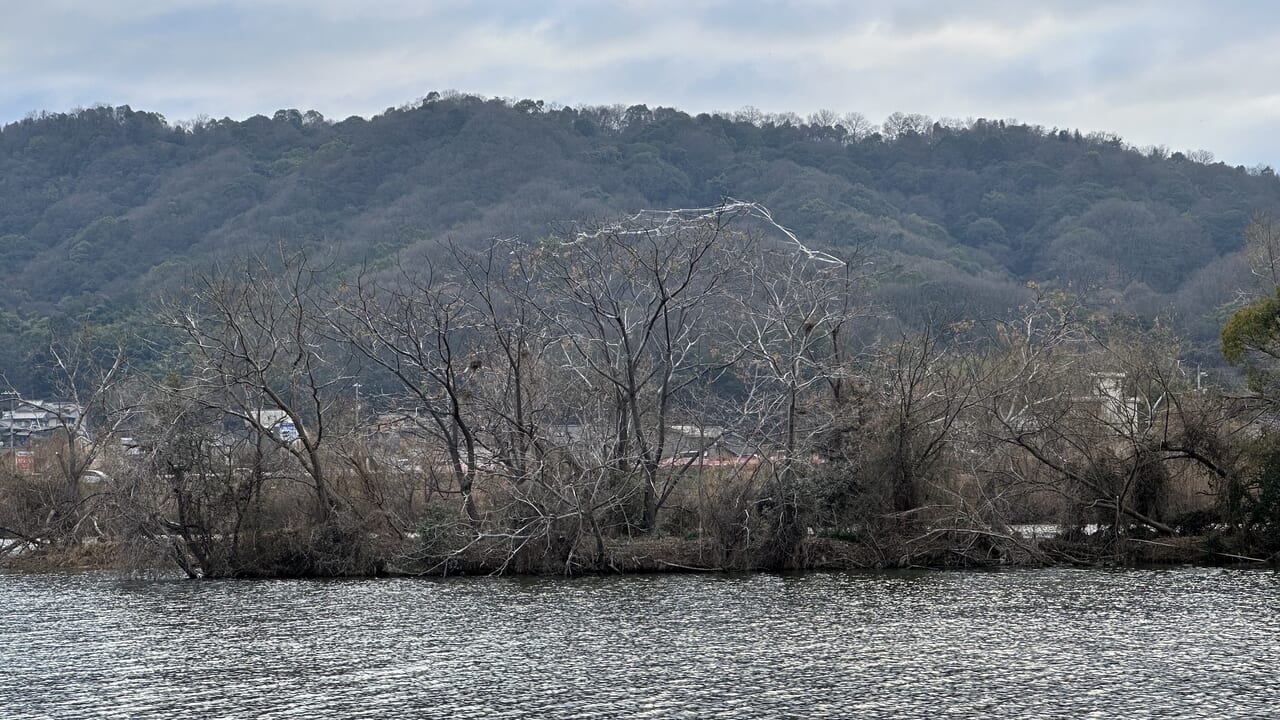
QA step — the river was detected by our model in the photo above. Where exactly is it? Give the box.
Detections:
[2,568,1277,718]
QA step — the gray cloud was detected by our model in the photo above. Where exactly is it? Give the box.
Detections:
[2,1,1278,166]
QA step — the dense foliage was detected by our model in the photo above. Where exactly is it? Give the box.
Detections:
[3,92,1279,393]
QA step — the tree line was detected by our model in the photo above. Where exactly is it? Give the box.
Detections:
[3,204,1279,577]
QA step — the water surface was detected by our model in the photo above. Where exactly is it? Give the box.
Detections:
[2,568,1277,718]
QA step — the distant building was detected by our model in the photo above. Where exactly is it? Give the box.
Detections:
[665,424,733,455]
[246,410,299,442]
[1086,371,1144,434]
[547,422,751,465]
[0,399,87,448]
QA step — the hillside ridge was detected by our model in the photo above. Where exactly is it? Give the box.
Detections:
[2,92,1278,391]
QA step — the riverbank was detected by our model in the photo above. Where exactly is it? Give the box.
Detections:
[5,531,1275,576]
[426,531,1278,575]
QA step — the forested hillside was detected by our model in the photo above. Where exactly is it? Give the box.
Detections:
[2,92,1278,392]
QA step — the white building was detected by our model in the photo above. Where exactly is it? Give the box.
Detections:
[0,400,87,447]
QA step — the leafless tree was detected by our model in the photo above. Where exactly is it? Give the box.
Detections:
[876,319,986,517]
[330,255,487,526]
[529,211,739,532]
[0,330,132,548]
[977,309,1244,544]
[1244,211,1280,293]
[727,243,872,563]
[807,109,840,128]
[159,248,353,528]
[839,112,877,141]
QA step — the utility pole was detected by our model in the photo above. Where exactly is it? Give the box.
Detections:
[1,391,16,473]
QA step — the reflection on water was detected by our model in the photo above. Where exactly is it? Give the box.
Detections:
[1,568,1278,718]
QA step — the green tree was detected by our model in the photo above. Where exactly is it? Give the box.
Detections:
[1222,287,1280,393]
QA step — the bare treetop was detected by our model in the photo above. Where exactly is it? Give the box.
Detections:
[571,199,847,266]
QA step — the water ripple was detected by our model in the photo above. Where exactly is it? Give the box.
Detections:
[2,567,1278,718]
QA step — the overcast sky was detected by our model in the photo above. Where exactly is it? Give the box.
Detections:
[4,1,1280,167]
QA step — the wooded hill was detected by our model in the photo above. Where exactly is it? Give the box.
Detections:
[2,92,1278,393]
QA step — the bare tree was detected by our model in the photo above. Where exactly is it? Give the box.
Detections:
[330,256,487,526]
[0,329,131,548]
[1244,211,1280,292]
[839,112,876,141]
[807,109,840,128]
[330,240,635,573]
[873,319,984,517]
[122,389,250,577]
[160,248,353,528]
[978,310,1242,544]
[528,210,742,533]
[728,244,871,563]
